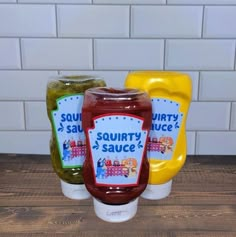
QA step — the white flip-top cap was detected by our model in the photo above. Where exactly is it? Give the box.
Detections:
[141,180,172,200]
[93,198,138,223]
[60,179,91,200]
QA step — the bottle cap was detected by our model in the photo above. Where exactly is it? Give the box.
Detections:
[141,180,172,200]
[60,179,91,200]
[93,198,138,223]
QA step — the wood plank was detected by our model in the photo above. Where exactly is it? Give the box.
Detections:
[0,233,236,237]
[0,205,235,234]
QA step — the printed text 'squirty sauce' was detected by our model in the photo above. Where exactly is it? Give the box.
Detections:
[125,71,192,200]
[82,87,152,222]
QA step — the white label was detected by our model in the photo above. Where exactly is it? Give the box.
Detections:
[88,114,148,186]
[148,98,183,161]
[51,95,86,168]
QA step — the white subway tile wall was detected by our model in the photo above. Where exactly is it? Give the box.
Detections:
[131,6,203,38]
[203,6,236,38]
[57,5,129,37]
[200,72,236,101]
[21,39,93,70]
[0,102,25,130]
[94,0,166,4]
[168,0,236,4]
[0,131,51,154]
[0,39,21,69]
[196,132,236,155]
[187,102,231,130]
[0,71,58,100]
[25,102,51,130]
[0,0,16,2]
[0,5,56,37]
[0,2,235,155]
[231,103,236,130]
[94,39,164,70]
[19,0,91,2]
[165,40,235,70]
[186,132,195,155]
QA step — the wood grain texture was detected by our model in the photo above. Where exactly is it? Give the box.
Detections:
[0,154,235,236]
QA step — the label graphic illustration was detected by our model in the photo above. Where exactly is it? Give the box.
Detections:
[148,98,183,160]
[88,114,148,186]
[51,95,86,168]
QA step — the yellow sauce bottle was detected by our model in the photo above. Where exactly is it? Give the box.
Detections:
[125,71,192,200]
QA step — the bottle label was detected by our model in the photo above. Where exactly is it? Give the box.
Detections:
[88,114,148,186]
[51,95,86,168]
[148,98,183,161]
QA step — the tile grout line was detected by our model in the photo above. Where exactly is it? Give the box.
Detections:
[2,36,236,40]
[92,39,95,70]
[229,102,233,131]
[6,3,236,6]
[18,38,23,70]
[194,131,198,155]
[55,4,59,38]
[197,71,201,101]
[195,71,201,155]
[234,41,236,70]
[163,39,166,70]
[1,69,236,72]
[129,5,132,38]
[201,5,205,38]
[23,101,27,131]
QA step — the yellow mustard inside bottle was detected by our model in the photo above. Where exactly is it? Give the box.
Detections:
[125,71,192,200]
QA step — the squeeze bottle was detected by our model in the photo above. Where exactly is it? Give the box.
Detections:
[125,71,192,200]
[46,75,106,200]
[82,87,152,222]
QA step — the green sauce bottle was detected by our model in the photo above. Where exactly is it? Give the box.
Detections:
[46,75,106,199]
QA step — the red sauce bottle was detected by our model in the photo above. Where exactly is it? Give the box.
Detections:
[82,87,152,222]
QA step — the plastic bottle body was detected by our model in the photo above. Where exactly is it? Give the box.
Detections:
[82,87,152,221]
[46,75,106,199]
[125,71,192,199]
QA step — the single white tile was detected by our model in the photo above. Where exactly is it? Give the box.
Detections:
[94,39,164,70]
[19,0,90,2]
[0,71,58,100]
[230,103,236,130]
[196,132,236,155]
[59,71,128,88]
[204,6,236,38]
[165,40,235,70]
[187,131,195,155]
[58,5,129,37]
[94,0,165,4]
[25,102,51,130]
[187,102,231,130]
[168,0,236,4]
[0,5,56,37]
[21,39,92,70]
[0,38,21,69]
[200,72,236,101]
[0,131,51,154]
[181,71,199,101]
[0,102,24,130]
[0,0,16,2]
[132,6,202,38]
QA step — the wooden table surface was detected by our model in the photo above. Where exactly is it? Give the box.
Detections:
[0,154,235,237]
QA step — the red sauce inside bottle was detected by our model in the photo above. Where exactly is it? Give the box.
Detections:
[82,87,152,205]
